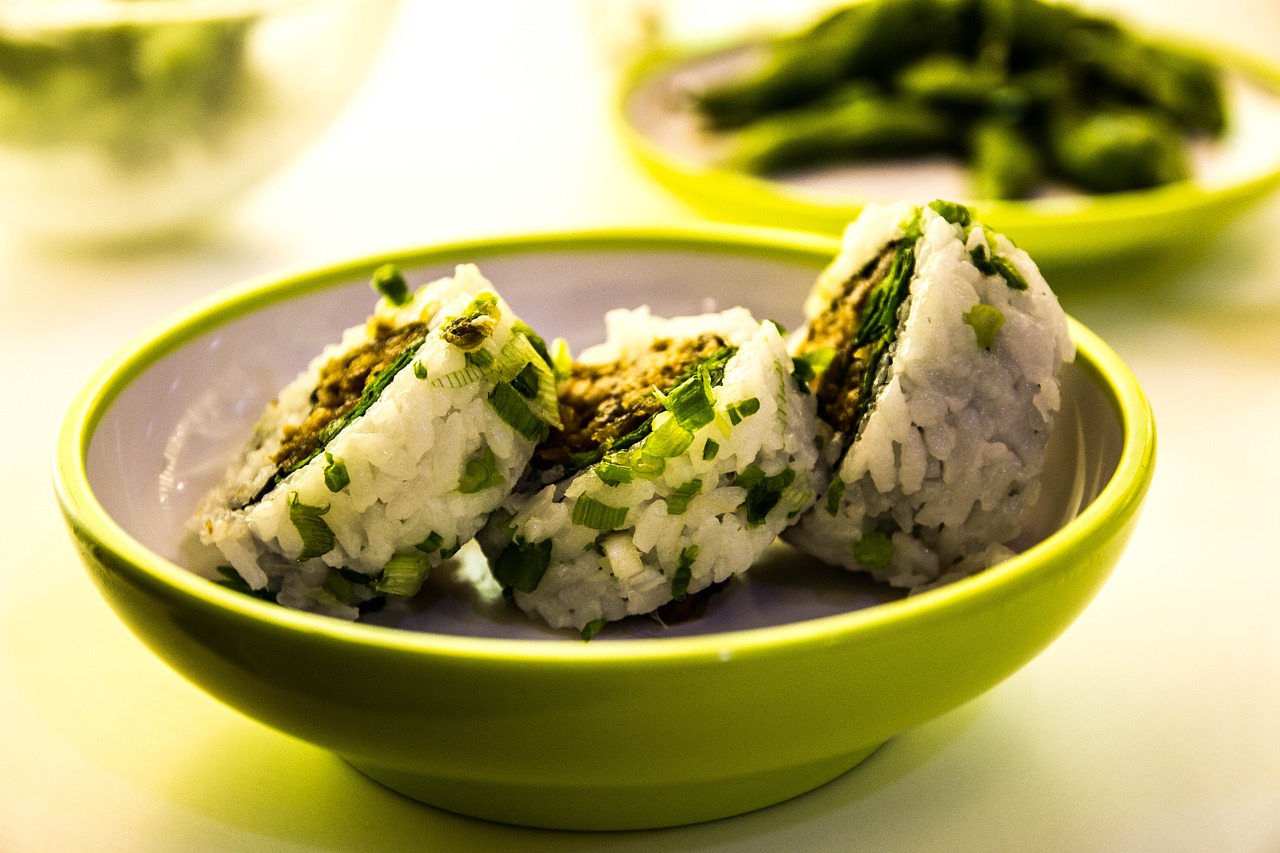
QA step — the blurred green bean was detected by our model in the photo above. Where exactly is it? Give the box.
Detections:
[969,119,1041,199]
[723,86,957,174]
[1047,108,1190,192]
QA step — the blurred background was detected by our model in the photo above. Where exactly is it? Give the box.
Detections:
[3,1,1279,851]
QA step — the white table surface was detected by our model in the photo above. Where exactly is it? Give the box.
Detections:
[3,2,1279,850]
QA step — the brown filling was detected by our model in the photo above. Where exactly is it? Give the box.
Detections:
[795,248,895,436]
[535,333,729,469]
[272,319,428,473]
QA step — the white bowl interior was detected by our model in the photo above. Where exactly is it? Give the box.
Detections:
[86,244,1123,639]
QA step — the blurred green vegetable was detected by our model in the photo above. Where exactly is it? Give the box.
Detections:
[0,10,257,170]
[724,85,957,173]
[692,0,1227,199]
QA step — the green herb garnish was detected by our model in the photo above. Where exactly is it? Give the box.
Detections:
[824,477,846,516]
[580,618,607,642]
[489,381,551,443]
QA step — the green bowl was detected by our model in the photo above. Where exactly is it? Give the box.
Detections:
[618,37,1280,263]
[54,227,1155,830]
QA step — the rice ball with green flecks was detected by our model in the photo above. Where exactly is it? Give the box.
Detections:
[786,200,1074,588]
[193,263,561,620]
[477,306,825,637]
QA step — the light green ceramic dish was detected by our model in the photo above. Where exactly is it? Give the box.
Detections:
[54,227,1155,831]
[618,38,1280,263]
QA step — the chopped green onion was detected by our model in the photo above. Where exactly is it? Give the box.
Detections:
[322,568,356,604]
[511,360,541,398]
[791,356,816,386]
[989,254,1029,291]
[322,452,350,493]
[550,337,573,380]
[458,444,504,494]
[513,320,554,368]
[412,360,428,380]
[727,397,761,426]
[466,347,495,371]
[702,438,720,461]
[928,199,972,227]
[374,552,431,597]
[595,458,634,486]
[571,495,629,531]
[493,538,552,593]
[825,477,846,516]
[738,468,797,527]
[645,413,695,458]
[964,303,1006,350]
[287,492,334,561]
[671,545,699,601]
[415,531,445,553]
[656,365,718,432]
[489,381,551,443]
[628,445,666,478]
[666,479,703,515]
[853,531,894,570]
[213,565,275,601]
[580,618,607,641]
[371,263,410,306]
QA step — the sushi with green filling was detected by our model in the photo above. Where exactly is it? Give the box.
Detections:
[787,200,1074,587]
[478,306,824,637]
[193,263,561,619]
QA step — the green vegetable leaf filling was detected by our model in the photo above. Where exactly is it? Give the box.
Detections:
[964,303,1006,350]
[323,451,350,493]
[702,438,720,461]
[494,538,553,593]
[853,531,894,570]
[287,492,335,561]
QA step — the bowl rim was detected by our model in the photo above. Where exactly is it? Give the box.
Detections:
[615,33,1280,237]
[54,224,1156,665]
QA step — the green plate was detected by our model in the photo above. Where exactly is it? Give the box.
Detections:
[54,227,1155,830]
[618,38,1280,263]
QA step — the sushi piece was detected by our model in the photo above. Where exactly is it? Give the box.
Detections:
[787,200,1074,588]
[193,263,561,619]
[477,306,824,637]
